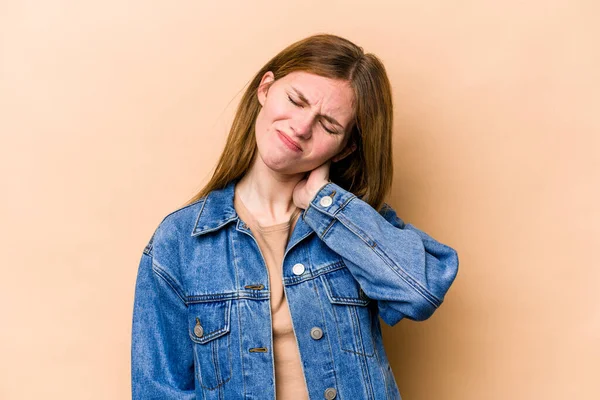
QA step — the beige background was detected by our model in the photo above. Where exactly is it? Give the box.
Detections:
[1,0,598,399]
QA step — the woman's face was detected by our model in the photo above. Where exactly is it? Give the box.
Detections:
[254,70,356,176]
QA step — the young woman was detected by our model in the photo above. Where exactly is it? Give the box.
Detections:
[132,33,459,400]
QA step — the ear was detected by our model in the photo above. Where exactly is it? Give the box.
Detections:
[332,141,357,163]
[257,71,275,107]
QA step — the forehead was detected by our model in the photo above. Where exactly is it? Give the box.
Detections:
[280,71,355,115]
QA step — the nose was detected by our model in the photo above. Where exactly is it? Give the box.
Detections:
[290,112,314,139]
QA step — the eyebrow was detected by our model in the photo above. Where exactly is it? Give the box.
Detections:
[291,86,345,130]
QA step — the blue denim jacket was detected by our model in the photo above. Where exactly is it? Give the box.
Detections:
[131,179,459,399]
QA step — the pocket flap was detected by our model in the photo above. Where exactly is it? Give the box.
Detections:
[322,266,371,306]
[188,300,232,344]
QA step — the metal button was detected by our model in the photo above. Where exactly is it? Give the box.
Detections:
[292,263,305,275]
[310,327,323,340]
[324,387,337,399]
[319,196,333,207]
[193,318,203,337]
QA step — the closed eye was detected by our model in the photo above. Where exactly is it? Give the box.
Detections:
[287,95,302,107]
[321,123,337,134]
[288,94,338,134]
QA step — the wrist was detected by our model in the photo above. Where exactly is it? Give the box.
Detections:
[307,179,331,207]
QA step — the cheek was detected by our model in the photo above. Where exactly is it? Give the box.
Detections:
[255,100,283,136]
[254,109,267,139]
[313,139,343,159]
[254,109,278,155]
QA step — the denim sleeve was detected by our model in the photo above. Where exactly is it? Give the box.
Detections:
[131,247,195,399]
[302,182,459,326]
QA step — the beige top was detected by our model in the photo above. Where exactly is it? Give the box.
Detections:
[234,190,309,400]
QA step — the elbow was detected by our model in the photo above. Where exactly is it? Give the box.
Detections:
[444,246,460,292]
[381,249,459,326]
[378,296,438,326]
[411,298,439,321]
[430,245,459,301]
[416,246,459,321]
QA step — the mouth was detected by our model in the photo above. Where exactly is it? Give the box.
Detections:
[276,130,302,152]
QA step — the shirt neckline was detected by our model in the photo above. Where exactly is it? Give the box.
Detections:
[235,191,301,233]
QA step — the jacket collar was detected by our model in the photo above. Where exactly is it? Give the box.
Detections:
[190,178,314,250]
[191,179,239,236]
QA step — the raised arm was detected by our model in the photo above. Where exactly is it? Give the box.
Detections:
[302,182,459,326]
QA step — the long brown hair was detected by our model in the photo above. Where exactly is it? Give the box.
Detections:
[183,33,394,211]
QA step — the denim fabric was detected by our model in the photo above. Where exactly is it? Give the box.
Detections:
[131,178,459,399]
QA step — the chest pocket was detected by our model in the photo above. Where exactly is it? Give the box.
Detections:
[321,265,375,357]
[188,299,232,390]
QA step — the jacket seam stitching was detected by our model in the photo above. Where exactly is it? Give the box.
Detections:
[151,262,188,306]
[313,273,340,391]
[230,227,248,397]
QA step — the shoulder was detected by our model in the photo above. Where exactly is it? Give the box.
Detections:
[143,197,207,256]
[378,202,406,229]
[140,197,208,295]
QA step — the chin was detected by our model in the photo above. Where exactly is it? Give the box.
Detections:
[259,152,305,175]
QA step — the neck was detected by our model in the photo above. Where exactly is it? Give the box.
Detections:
[235,156,304,225]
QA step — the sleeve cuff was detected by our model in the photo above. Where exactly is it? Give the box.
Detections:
[302,182,356,238]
